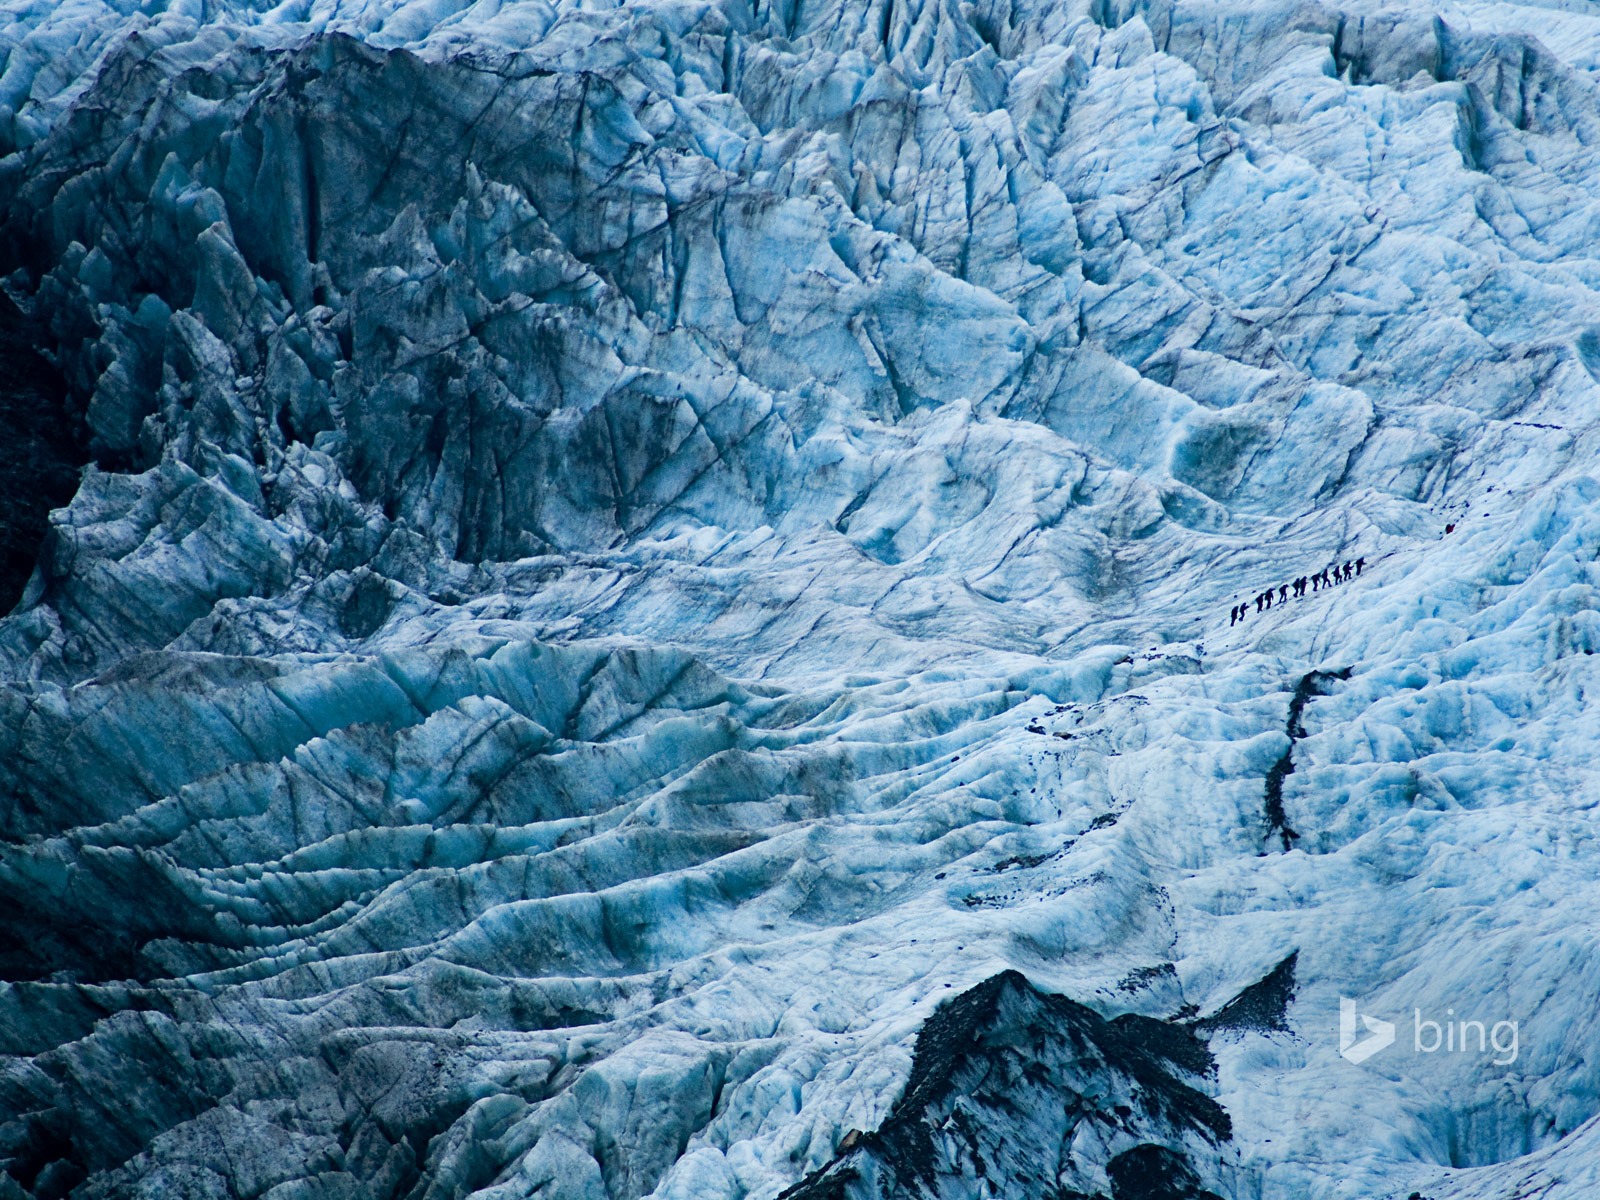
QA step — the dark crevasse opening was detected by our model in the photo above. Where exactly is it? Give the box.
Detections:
[0,291,83,614]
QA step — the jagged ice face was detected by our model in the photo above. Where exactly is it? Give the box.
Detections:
[4,0,1600,1197]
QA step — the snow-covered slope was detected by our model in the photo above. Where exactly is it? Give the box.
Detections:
[5,0,1600,1196]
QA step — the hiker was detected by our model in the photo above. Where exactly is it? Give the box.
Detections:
[1264,589,1272,610]
[1255,593,1264,613]
[1279,584,1288,604]
[1445,523,1455,535]
[1310,573,1319,592]
[1230,605,1239,626]
[1355,557,1364,576]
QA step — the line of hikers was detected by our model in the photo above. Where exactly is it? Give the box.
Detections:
[1230,558,1363,626]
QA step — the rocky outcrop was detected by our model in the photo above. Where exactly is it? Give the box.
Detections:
[781,970,1231,1200]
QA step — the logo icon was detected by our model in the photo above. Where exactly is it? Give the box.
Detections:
[1339,997,1395,1063]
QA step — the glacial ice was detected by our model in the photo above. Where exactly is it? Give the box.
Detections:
[6,0,1600,1196]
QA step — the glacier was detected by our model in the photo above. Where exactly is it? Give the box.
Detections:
[4,0,1600,1196]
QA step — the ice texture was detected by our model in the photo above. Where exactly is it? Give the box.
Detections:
[5,0,1600,1196]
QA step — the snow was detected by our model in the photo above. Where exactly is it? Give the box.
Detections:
[5,0,1600,1196]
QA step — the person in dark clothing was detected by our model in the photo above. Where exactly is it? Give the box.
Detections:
[1279,585,1288,604]
[1321,568,1331,587]
[1264,589,1273,609]
[1255,593,1264,613]
[1355,557,1365,576]
[1310,573,1319,592]
[1230,605,1238,625]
